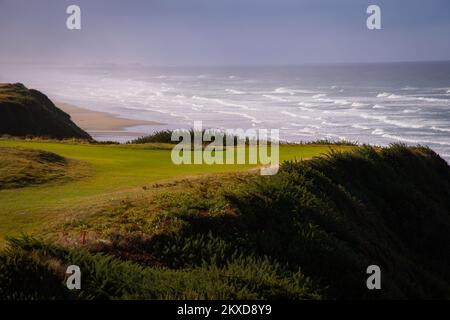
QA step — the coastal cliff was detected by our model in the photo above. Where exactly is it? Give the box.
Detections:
[0,83,91,140]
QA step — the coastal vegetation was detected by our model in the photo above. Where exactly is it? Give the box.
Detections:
[0,142,449,299]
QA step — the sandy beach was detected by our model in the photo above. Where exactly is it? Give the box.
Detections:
[57,102,161,131]
[57,102,163,142]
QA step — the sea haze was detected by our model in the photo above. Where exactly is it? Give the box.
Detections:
[1,61,450,160]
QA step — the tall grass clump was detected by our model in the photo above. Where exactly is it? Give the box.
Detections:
[128,129,271,146]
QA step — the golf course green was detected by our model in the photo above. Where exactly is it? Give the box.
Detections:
[0,139,353,243]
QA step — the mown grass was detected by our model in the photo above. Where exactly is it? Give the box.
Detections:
[0,138,353,244]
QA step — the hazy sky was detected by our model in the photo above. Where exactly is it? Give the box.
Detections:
[1,0,450,65]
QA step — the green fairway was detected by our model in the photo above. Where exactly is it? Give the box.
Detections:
[0,139,353,241]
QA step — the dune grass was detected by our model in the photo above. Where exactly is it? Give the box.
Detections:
[0,139,353,244]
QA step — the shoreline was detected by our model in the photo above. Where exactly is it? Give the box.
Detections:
[57,102,164,141]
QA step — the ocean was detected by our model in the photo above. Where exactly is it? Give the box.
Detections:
[1,61,450,160]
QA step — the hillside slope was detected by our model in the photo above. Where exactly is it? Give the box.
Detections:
[0,83,91,140]
[0,144,449,299]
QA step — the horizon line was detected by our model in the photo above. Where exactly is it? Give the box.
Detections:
[1,59,450,68]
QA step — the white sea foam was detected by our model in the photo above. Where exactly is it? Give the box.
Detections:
[376,92,406,100]
[312,93,326,99]
[325,133,347,140]
[298,106,315,112]
[263,94,289,102]
[401,86,417,91]
[225,89,245,95]
[274,87,296,95]
[316,98,351,106]
[415,96,443,102]
[387,94,403,99]
[169,112,190,120]
[371,128,385,135]
[359,113,424,129]
[298,102,314,107]
[316,98,335,103]
[123,105,147,111]
[293,132,315,137]
[290,126,316,134]
[402,108,421,113]
[352,124,370,130]
[281,110,310,119]
[381,134,421,144]
[321,121,340,126]
[290,123,321,130]
[333,99,352,106]
[351,102,368,107]
[192,96,250,109]
[299,128,316,134]
[274,87,317,95]
[431,126,450,133]
[191,103,204,111]
[297,89,319,94]
[377,92,447,103]
[383,118,424,129]
[381,134,450,146]
[372,104,386,109]
[216,111,262,124]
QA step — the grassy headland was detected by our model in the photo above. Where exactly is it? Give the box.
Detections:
[0,83,91,140]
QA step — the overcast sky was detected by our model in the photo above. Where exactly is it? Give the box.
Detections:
[1,0,449,65]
